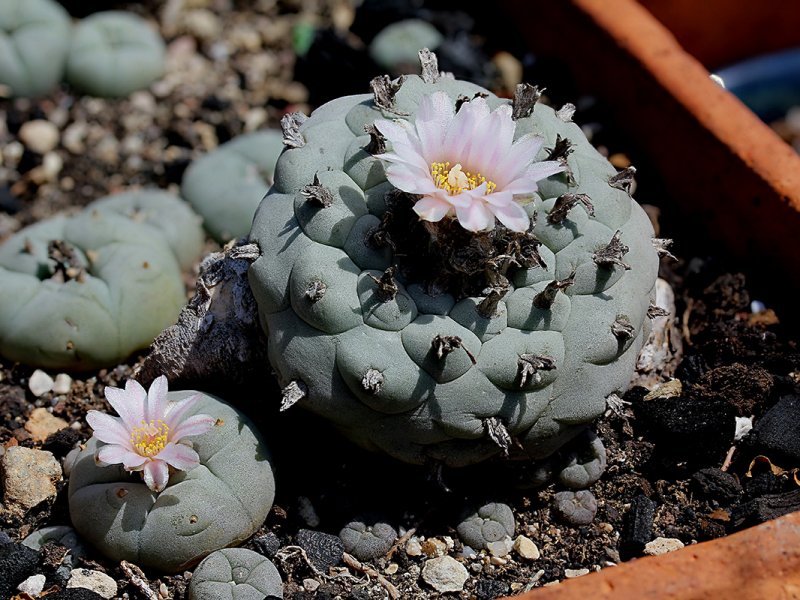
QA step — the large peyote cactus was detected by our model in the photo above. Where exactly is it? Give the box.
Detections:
[248,54,661,467]
[0,191,202,370]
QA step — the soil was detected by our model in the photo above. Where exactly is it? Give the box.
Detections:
[2,1,799,599]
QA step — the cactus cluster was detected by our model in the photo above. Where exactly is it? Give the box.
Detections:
[0,189,202,370]
[0,0,165,98]
[248,54,661,467]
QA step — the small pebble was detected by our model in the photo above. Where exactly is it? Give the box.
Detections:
[17,573,46,596]
[644,537,685,556]
[29,369,55,396]
[513,535,540,560]
[303,578,320,592]
[421,537,448,558]
[53,373,73,395]
[67,568,118,599]
[25,407,69,442]
[405,537,422,556]
[421,556,469,593]
[486,537,513,558]
[384,563,398,575]
[295,529,344,572]
[564,568,590,578]
[734,416,753,441]
[1,446,62,514]
[19,120,60,154]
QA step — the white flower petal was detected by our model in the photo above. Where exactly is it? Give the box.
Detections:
[163,394,200,430]
[171,414,216,441]
[455,199,495,232]
[104,384,145,430]
[156,442,200,471]
[494,134,545,186]
[525,159,565,181]
[142,459,170,493]
[87,411,132,447]
[413,195,453,222]
[443,97,489,161]
[97,443,148,470]
[384,164,438,195]
[415,91,454,159]
[486,194,532,232]
[145,375,168,422]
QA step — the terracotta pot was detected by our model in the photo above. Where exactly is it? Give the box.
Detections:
[499,0,800,309]
[501,510,800,600]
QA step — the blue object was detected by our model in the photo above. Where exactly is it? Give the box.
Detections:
[715,47,800,122]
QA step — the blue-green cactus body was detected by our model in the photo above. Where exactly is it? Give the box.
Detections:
[65,11,165,97]
[68,392,275,573]
[182,130,285,243]
[249,75,659,466]
[0,0,72,97]
[0,191,202,370]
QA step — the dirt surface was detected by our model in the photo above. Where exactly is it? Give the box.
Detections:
[2,1,800,599]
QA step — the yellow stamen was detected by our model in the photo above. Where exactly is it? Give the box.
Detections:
[130,419,169,457]
[430,161,497,195]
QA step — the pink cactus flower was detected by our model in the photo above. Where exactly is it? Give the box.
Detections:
[375,90,565,232]
[86,376,215,493]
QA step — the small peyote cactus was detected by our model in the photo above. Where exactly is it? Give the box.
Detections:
[69,387,276,572]
[0,192,202,370]
[249,51,660,467]
[188,548,283,600]
[182,130,285,243]
[65,11,165,97]
[369,20,444,73]
[0,0,72,97]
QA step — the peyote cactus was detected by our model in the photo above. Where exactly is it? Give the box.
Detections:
[0,0,72,97]
[0,191,202,370]
[65,11,165,97]
[369,20,444,73]
[188,548,283,600]
[69,390,276,572]
[248,53,661,468]
[182,130,285,243]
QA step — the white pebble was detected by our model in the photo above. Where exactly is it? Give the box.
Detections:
[564,568,590,578]
[17,573,46,596]
[53,373,73,395]
[405,537,422,556]
[421,556,469,593]
[734,416,754,442]
[513,535,540,560]
[486,536,513,558]
[29,370,55,396]
[68,568,118,599]
[644,537,685,556]
[19,120,59,154]
[303,578,320,592]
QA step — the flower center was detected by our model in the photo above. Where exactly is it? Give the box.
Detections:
[130,420,169,457]
[431,162,496,195]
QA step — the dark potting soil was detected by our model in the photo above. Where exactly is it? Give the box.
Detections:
[1,1,799,599]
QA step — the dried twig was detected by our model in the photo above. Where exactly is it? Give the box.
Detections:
[342,552,400,599]
[120,561,159,600]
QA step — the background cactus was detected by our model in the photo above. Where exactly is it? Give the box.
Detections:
[0,190,202,370]
[65,11,165,97]
[248,60,660,467]
[182,130,285,243]
[0,0,72,97]
[68,392,276,572]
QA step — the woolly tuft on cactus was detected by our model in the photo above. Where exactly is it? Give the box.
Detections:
[247,50,660,467]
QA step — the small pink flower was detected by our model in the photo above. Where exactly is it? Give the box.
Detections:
[86,375,215,493]
[375,91,565,232]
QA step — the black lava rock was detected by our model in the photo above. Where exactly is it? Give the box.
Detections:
[619,495,655,561]
[0,542,40,599]
[41,588,107,600]
[749,395,800,464]
[633,396,735,469]
[475,578,510,599]
[295,529,344,572]
[253,531,281,559]
[42,427,82,457]
[691,468,743,504]
[730,488,800,529]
